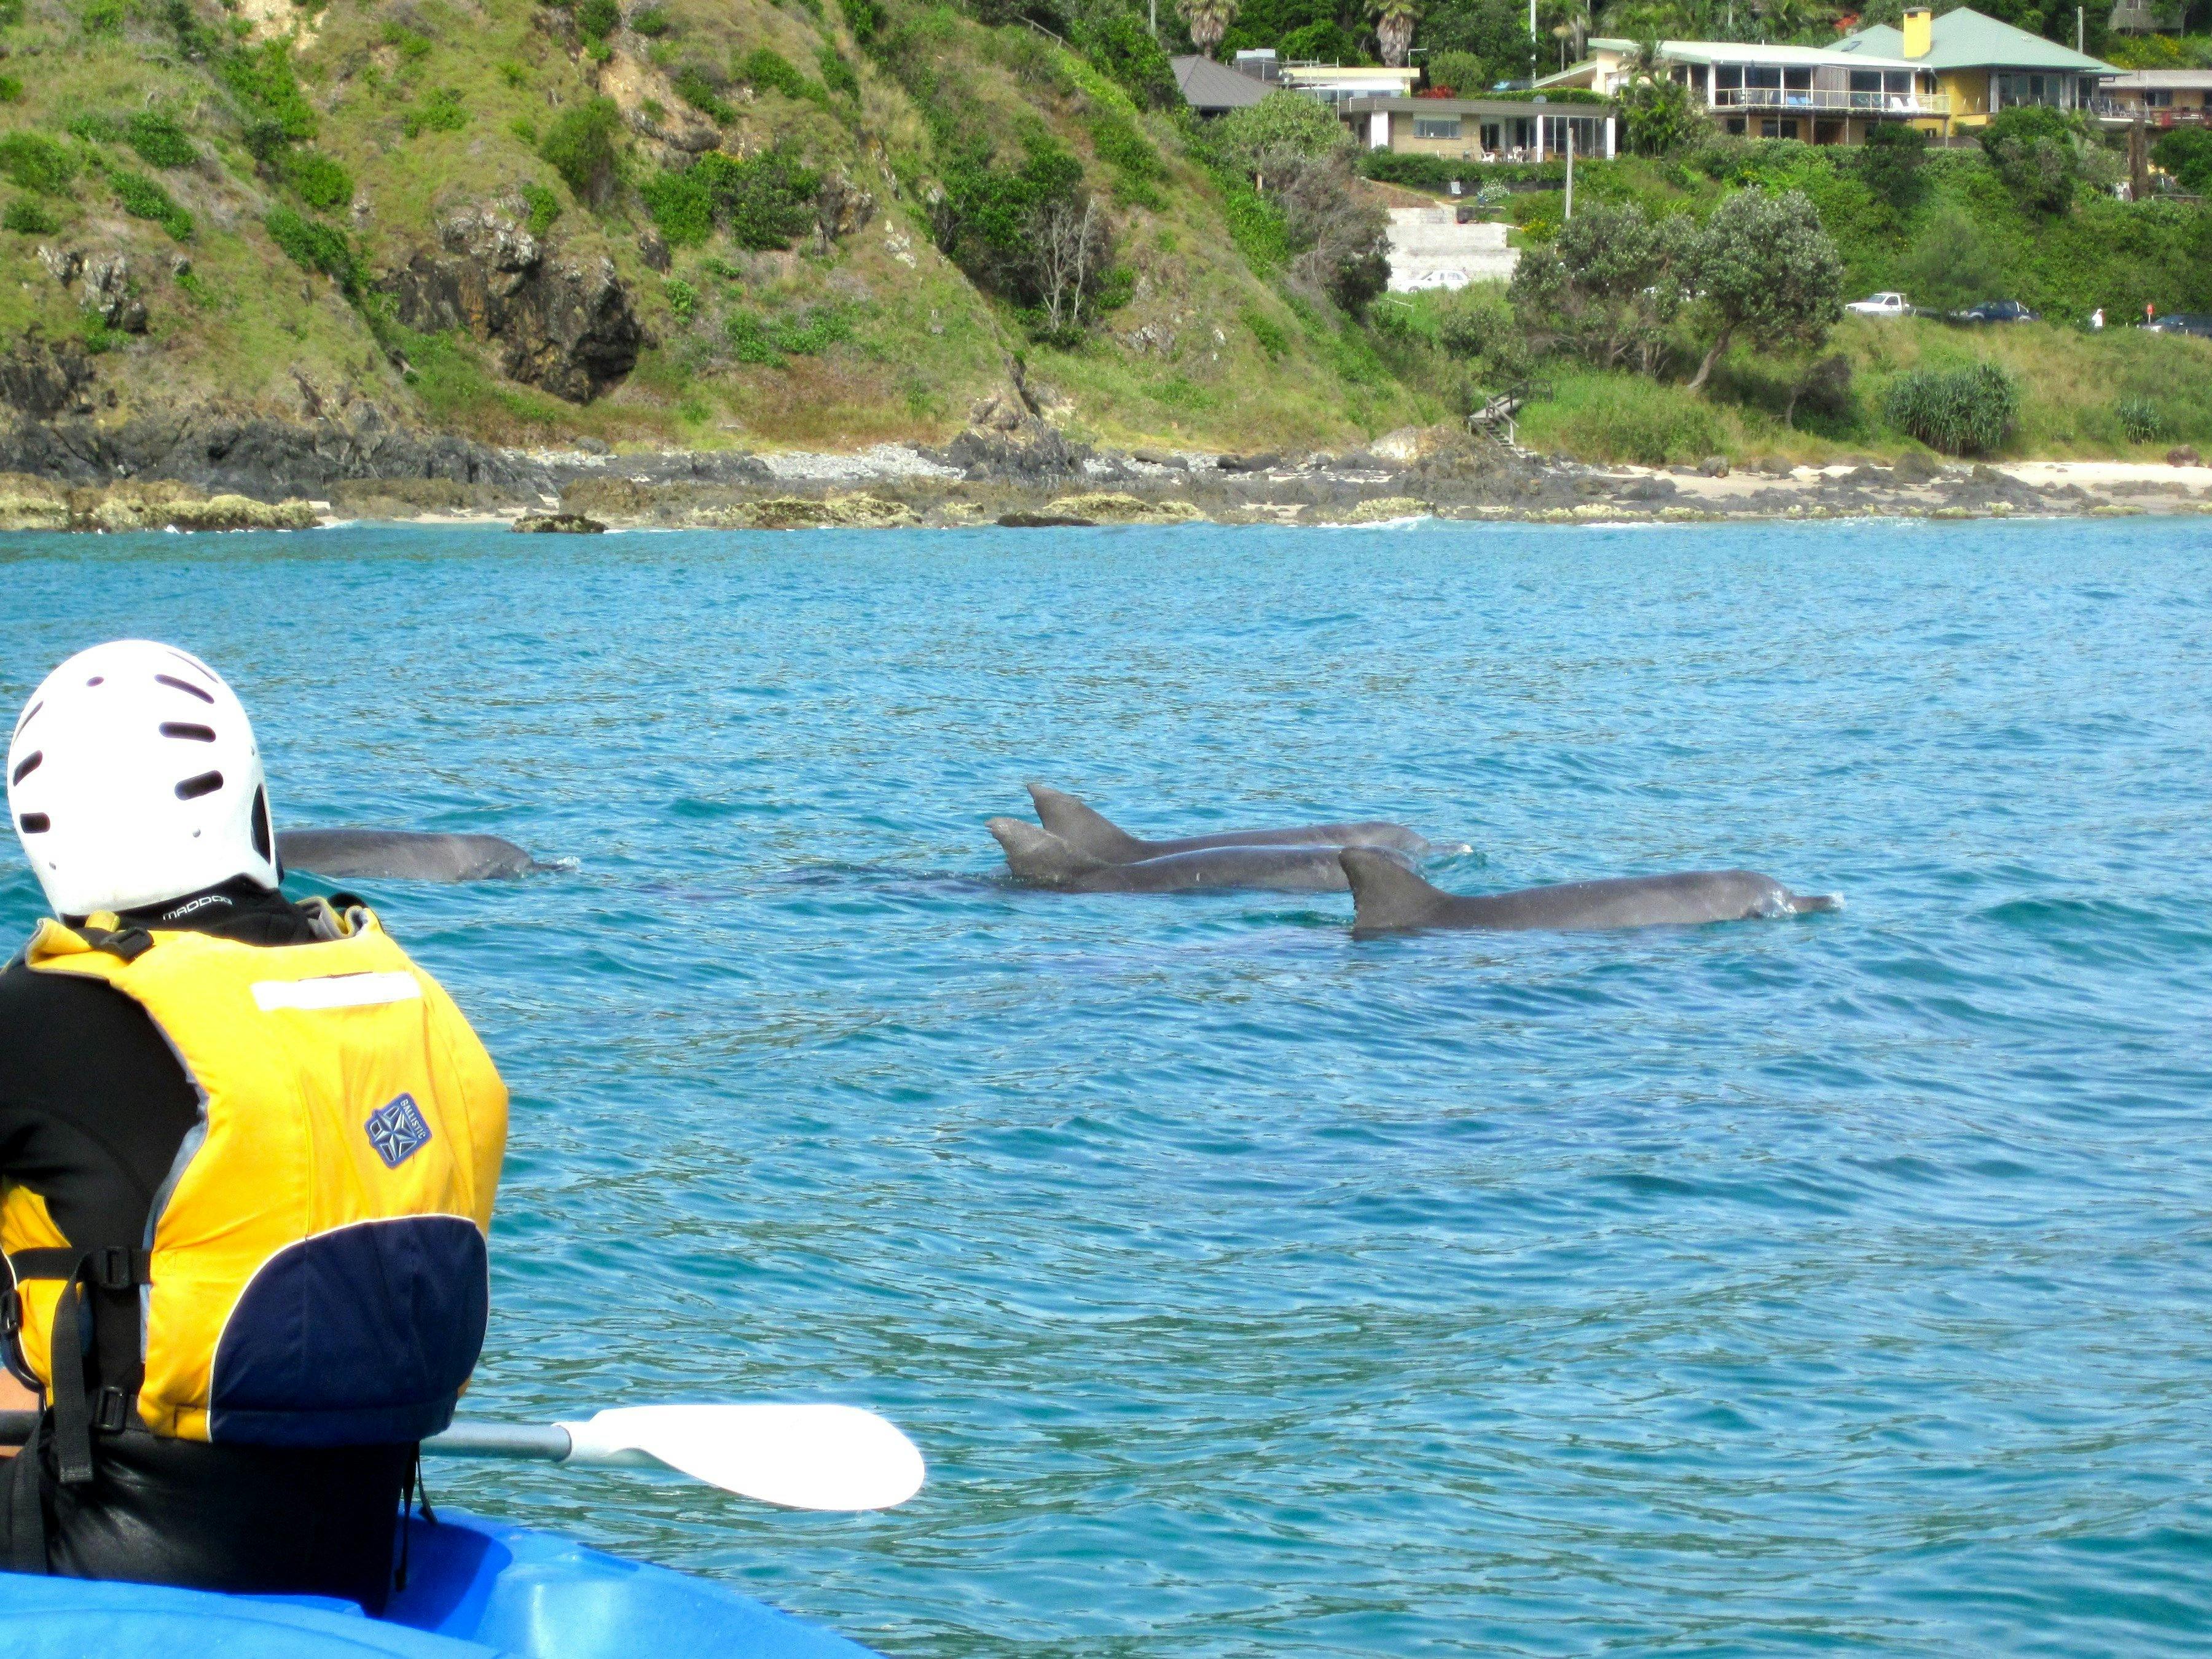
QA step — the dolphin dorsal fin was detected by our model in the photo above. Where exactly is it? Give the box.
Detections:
[1026,785,1151,862]
[987,818,1107,884]
[1341,847,1449,935]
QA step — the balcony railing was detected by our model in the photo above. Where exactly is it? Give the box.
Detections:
[2090,96,2211,123]
[1710,87,1950,114]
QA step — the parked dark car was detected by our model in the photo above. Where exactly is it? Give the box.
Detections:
[2147,312,2212,339]
[1948,300,2041,324]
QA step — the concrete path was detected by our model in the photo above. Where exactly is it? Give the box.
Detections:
[1385,209,1518,292]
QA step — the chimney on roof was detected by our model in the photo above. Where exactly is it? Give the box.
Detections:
[1902,6,1932,57]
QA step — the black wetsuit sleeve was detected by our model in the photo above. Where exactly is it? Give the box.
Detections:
[0,963,200,1392]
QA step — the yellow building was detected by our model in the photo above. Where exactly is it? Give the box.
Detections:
[1835,6,2118,138]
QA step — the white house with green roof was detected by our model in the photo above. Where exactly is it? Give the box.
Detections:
[1537,6,2116,144]
[1835,6,2118,136]
[1537,37,1942,146]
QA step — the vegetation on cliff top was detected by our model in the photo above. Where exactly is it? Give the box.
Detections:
[0,0,2206,464]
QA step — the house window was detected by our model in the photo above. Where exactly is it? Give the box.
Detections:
[2145,88,2173,107]
[1725,116,1747,133]
[1714,63,1743,104]
[1480,122,1502,149]
[1760,117,1800,138]
[1415,116,1462,139]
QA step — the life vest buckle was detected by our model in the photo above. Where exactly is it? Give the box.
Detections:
[92,1386,132,1435]
[90,1247,149,1292]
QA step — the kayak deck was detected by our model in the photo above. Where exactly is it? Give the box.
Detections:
[3,1510,879,1659]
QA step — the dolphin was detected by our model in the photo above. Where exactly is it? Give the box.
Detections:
[277,828,546,882]
[990,818,1409,893]
[1341,847,1841,937]
[1027,783,1451,862]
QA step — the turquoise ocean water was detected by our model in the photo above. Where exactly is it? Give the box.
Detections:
[4,517,2211,1656]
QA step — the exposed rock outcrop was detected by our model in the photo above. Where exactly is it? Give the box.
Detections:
[0,475,319,531]
[383,207,644,402]
[1045,493,1202,524]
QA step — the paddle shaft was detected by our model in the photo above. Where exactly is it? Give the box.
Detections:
[0,1410,575,1463]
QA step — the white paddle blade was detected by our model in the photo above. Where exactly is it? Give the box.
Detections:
[557,1403,926,1512]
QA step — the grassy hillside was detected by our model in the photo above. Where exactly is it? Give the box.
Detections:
[0,0,1428,455]
[0,0,2206,469]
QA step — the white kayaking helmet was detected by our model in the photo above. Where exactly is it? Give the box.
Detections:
[7,641,279,919]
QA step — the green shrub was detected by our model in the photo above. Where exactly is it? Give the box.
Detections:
[1883,363,2019,456]
[640,167,713,246]
[279,147,353,208]
[643,149,818,249]
[509,116,539,144]
[0,76,23,104]
[1220,182,1290,274]
[630,4,670,32]
[265,205,360,295]
[723,309,779,363]
[538,97,621,198]
[81,0,124,36]
[664,275,697,321]
[1558,378,1724,465]
[2117,395,2167,444]
[1854,121,1928,214]
[109,168,194,238]
[126,112,198,167]
[401,87,467,138]
[381,20,434,57]
[737,47,823,104]
[0,133,76,194]
[2152,126,2212,194]
[675,67,734,122]
[1243,305,1287,359]
[845,0,883,43]
[576,0,619,36]
[498,58,531,87]
[519,181,562,236]
[1978,105,2087,216]
[222,42,319,139]
[2,197,59,233]
[708,149,818,248]
[1070,11,1175,109]
[818,45,857,98]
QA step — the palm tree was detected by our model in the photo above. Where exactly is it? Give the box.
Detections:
[1371,0,1420,68]
[1179,0,1239,57]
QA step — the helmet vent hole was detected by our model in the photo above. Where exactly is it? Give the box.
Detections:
[11,750,40,785]
[175,771,224,801]
[18,813,49,834]
[86,677,104,687]
[13,700,41,739]
[154,673,216,705]
[251,786,272,863]
[160,722,217,743]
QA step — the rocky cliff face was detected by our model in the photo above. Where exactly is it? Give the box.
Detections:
[383,208,645,404]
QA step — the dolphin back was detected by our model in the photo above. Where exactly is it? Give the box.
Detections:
[1026,785,1150,863]
[1029,782,1445,861]
[989,818,1108,886]
[278,828,540,882]
[1342,847,1453,935]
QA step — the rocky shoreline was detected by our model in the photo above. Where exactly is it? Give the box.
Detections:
[2,389,2208,533]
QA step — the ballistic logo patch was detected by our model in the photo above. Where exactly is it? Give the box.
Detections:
[365,1093,433,1169]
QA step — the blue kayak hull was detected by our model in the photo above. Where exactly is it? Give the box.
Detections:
[1,1510,880,1659]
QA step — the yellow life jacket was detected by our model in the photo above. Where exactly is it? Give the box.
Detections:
[1,900,506,1449]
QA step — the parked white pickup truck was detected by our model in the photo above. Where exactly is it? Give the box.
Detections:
[1846,292,1911,318]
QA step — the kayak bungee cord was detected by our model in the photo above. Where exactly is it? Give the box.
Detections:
[0,1401,924,1513]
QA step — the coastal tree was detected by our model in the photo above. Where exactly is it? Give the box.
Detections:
[1370,0,1421,65]
[1276,149,1390,311]
[1214,87,1349,178]
[1854,120,1929,216]
[1683,187,1843,393]
[1178,0,1239,56]
[1613,40,1698,154]
[1507,200,1696,372]
[1977,104,2089,215]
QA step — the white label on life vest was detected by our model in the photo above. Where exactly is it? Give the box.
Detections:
[251,972,423,1012]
